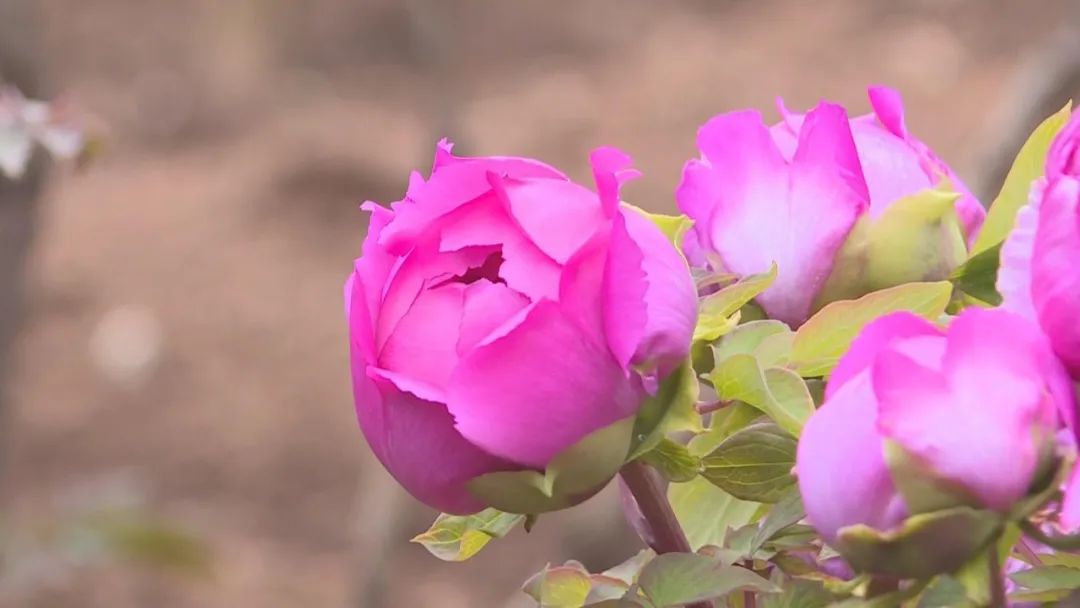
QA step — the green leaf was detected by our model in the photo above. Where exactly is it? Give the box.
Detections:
[628,360,702,461]
[700,422,797,503]
[972,102,1072,256]
[1010,565,1080,592]
[640,438,701,483]
[411,508,524,561]
[710,355,814,437]
[669,476,760,551]
[712,320,793,366]
[625,204,692,250]
[790,281,952,377]
[748,489,805,557]
[761,579,838,608]
[695,264,777,342]
[1038,552,1080,569]
[468,415,635,514]
[949,241,1003,305]
[522,562,595,607]
[637,553,777,606]
[689,402,763,457]
[918,577,974,608]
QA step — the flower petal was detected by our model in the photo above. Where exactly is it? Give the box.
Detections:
[602,212,648,369]
[457,279,530,356]
[362,369,510,514]
[826,312,942,400]
[379,282,466,394]
[447,300,643,468]
[619,207,697,374]
[798,372,907,545]
[1032,177,1080,377]
[500,177,605,263]
[874,309,1051,511]
[997,180,1046,320]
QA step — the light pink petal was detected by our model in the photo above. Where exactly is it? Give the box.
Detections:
[619,207,697,374]
[603,212,649,369]
[849,120,933,218]
[874,309,1051,511]
[363,370,510,514]
[1032,177,1080,377]
[768,103,869,324]
[997,180,1046,320]
[499,177,606,263]
[675,158,724,258]
[447,300,643,468]
[379,282,466,394]
[771,96,804,161]
[590,146,641,218]
[1047,114,1080,179]
[457,279,530,355]
[797,372,907,545]
[826,312,942,400]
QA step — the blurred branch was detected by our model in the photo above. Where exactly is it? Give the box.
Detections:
[968,9,1080,201]
[0,0,47,495]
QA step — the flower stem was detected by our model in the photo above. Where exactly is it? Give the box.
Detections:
[988,545,1006,608]
[619,460,712,608]
[619,460,693,554]
[1020,519,1080,550]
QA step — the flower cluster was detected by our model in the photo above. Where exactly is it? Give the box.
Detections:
[345,88,1080,606]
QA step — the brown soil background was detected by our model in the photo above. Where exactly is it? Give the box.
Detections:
[4,1,1078,606]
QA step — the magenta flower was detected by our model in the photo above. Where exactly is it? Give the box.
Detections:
[796,309,1074,546]
[999,112,1080,379]
[677,86,984,326]
[345,142,697,514]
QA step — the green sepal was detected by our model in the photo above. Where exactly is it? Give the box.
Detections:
[467,415,635,514]
[835,506,1003,579]
[627,359,702,461]
[816,186,967,306]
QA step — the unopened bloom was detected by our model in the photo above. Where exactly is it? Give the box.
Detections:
[345,142,696,514]
[797,309,1074,547]
[677,87,983,326]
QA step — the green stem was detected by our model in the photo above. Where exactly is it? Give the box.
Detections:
[988,545,1006,608]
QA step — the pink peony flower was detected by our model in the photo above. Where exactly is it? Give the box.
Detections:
[345,142,697,514]
[677,86,984,326]
[796,309,1074,545]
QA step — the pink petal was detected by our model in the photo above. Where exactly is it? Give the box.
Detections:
[457,280,530,355]
[619,207,698,374]
[826,312,943,400]
[997,179,1046,320]
[379,282,466,394]
[378,143,566,255]
[874,309,1052,511]
[849,120,933,218]
[797,371,907,545]
[362,369,510,514]
[590,146,641,217]
[447,300,643,468]
[1032,177,1080,377]
[559,231,609,349]
[603,212,648,369]
[1047,114,1080,179]
[436,194,562,302]
[499,177,605,263]
[867,86,907,138]
[769,103,869,324]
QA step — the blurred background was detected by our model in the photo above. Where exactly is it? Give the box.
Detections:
[1,0,1079,606]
